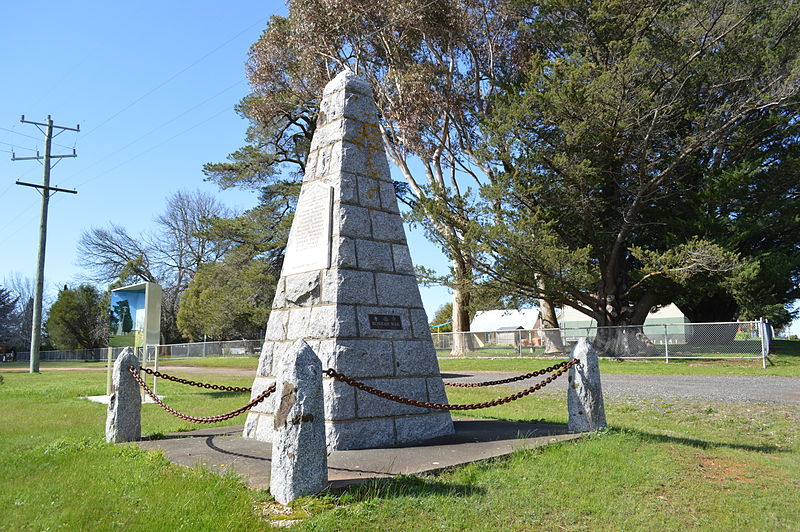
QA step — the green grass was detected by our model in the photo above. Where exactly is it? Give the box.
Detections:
[108,333,136,347]
[5,340,797,377]
[1,366,798,530]
[157,356,259,368]
[438,339,800,377]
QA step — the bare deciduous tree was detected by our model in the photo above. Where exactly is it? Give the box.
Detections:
[78,190,233,343]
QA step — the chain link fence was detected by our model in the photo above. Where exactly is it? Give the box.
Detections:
[13,346,131,362]
[433,320,772,366]
[12,340,263,363]
[143,340,262,362]
[9,320,773,367]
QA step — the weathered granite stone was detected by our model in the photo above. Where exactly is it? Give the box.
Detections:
[264,310,289,341]
[355,377,429,417]
[330,172,358,204]
[322,269,377,305]
[244,71,453,449]
[331,236,357,268]
[395,412,453,444]
[322,69,372,97]
[379,181,400,214]
[357,175,383,209]
[425,377,449,405]
[271,278,286,309]
[105,348,141,443]
[270,340,327,505]
[309,117,364,151]
[257,342,274,376]
[248,376,278,414]
[355,239,393,272]
[410,309,434,340]
[286,307,313,339]
[284,271,321,306]
[370,210,406,242]
[307,305,358,338]
[375,273,424,308]
[317,338,394,378]
[567,338,607,432]
[391,244,414,273]
[320,88,377,123]
[337,203,373,239]
[394,341,440,376]
[322,379,356,420]
[325,418,395,451]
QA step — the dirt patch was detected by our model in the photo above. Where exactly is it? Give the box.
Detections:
[695,454,753,484]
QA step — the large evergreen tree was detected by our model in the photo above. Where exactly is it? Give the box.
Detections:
[466,0,800,348]
[0,287,19,348]
[46,285,107,350]
[176,185,291,340]
[206,0,547,354]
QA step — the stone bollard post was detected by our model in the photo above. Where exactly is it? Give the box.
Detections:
[567,338,607,432]
[105,347,142,443]
[270,339,327,505]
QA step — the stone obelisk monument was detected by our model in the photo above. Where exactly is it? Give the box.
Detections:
[243,71,454,450]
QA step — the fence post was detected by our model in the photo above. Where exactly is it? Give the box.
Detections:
[106,347,113,395]
[567,338,607,432]
[270,339,327,504]
[663,324,670,364]
[105,347,141,443]
[760,318,767,369]
[151,345,159,397]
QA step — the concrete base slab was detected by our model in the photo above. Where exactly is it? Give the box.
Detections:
[85,394,163,405]
[133,418,580,489]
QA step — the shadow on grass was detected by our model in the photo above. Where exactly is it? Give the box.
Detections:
[328,474,485,501]
[774,340,800,357]
[616,426,789,454]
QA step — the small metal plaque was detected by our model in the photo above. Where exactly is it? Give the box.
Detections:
[368,314,403,330]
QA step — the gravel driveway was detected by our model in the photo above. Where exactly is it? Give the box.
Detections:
[442,371,800,404]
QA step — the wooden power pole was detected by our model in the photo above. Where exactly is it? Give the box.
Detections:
[11,115,78,373]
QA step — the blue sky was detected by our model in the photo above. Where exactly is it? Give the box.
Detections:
[0,0,453,321]
[1,2,796,336]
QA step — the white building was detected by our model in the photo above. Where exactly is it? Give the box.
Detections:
[470,309,541,346]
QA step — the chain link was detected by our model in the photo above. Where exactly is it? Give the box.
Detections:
[443,360,573,388]
[129,357,578,422]
[139,366,251,393]
[325,358,578,411]
[128,366,275,424]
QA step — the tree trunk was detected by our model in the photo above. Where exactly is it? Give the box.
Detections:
[538,298,564,353]
[591,262,658,357]
[450,285,474,356]
[677,290,739,345]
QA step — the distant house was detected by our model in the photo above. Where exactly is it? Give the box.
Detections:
[559,304,689,342]
[470,309,541,346]
[470,309,541,331]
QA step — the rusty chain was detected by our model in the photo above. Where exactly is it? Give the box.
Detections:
[128,366,275,424]
[325,358,578,411]
[443,360,573,388]
[139,366,251,393]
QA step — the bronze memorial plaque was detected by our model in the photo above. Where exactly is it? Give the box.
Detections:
[368,314,403,330]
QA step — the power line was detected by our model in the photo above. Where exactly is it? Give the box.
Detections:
[11,115,79,374]
[0,198,38,240]
[75,104,232,189]
[0,126,74,150]
[0,140,38,152]
[60,79,245,186]
[81,18,266,139]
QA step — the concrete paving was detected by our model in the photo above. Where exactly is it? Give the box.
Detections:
[133,419,581,489]
[442,371,800,404]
